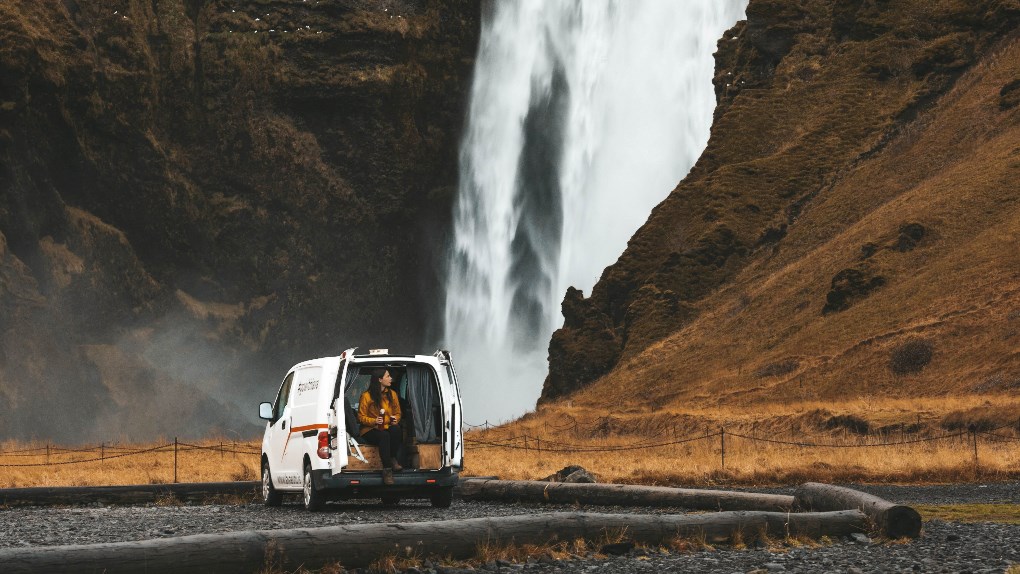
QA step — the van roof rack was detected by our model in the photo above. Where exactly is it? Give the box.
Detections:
[351,350,415,358]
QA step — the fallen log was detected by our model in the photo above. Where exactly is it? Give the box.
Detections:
[0,510,867,574]
[793,482,922,538]
[0,482,260,507]
[460,479,795,512]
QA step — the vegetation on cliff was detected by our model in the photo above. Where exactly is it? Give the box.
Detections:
[543,0,1020,412]
[0,0,479,441]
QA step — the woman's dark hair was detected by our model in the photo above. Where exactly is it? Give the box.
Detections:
[368,368,388,406]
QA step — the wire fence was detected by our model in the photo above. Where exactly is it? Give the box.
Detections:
[1,419,1017,482]
[462,429,978,451]
[464,418,1020,471]
[0,439,262,483]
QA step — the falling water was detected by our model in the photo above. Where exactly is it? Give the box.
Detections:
[444,0,747,424]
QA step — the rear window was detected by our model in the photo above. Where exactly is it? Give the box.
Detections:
[344,366,408,409]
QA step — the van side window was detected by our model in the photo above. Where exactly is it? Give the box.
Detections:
[332,360,348,404]
[345,371,371,409]
[273,372,295,421]
[394,370,407,399]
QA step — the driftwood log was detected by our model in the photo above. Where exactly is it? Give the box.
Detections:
[794,482,922,538]
[0,510,867,574]
[0,482,260,507]
[460,479,795,512]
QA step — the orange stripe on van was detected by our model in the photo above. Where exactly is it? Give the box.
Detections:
[291,423,328,434]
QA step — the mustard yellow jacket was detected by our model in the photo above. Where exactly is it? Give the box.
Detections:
[357,389,402,435]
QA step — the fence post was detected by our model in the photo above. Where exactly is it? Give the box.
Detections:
[100,442,104,463]
[969,424,978,473]
[174,437,178,484]
[720,427,726,469]
[523,435,528,452]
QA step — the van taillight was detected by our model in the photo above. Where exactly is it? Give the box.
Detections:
[317,431,329,459]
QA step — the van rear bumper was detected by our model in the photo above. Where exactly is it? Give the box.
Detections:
[312,468,458,497]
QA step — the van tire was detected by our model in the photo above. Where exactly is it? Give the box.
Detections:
[430,486,453,509]
[381,493,401,506]
[303,461,325,511]
[262,461,282,507]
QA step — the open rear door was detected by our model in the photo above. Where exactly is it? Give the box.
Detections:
[330,350,356,474]
[434,350,464,469]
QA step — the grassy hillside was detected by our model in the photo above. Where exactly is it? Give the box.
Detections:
[542,0,1020,421]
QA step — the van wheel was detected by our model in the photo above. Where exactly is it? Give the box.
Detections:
[430,486,453,509]
[262,462,282,507]
[381,493,401,506]
[303,462,325,511]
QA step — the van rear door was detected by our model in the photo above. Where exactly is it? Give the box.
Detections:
[330,357,350,473]
[434,350,464,469]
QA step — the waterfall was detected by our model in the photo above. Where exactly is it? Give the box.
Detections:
[444,0,747,425]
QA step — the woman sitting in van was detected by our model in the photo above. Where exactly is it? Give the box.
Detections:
[357,368,404,484]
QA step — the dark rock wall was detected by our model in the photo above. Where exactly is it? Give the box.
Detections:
[541,0,1020,402]
[0,0,479,441]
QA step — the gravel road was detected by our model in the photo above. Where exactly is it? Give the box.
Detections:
[1,483,1017,573]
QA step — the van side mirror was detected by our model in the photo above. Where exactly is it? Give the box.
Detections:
[259,402,274,420]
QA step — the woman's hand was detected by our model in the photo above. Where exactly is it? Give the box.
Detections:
[390,415,398,425]
[375,416,384,426]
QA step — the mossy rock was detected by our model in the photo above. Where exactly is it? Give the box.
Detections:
[540,288,622,402]
[621,285,696,359]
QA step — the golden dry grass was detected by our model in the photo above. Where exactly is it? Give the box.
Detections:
[4,395,1018,489]
[0,437,261,488]
[464,396,1020,486]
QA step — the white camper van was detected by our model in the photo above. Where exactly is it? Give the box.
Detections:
[258,349,464,510]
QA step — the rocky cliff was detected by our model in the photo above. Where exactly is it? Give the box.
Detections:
[543,0,1020,407]
[0,0,478,441]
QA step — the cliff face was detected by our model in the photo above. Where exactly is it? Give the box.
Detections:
[543,0,1020,406]
[0,0,479,441]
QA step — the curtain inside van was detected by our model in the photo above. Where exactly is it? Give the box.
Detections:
[407,366,439,443]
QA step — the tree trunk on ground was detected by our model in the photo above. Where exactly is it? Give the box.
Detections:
[793,482,922,538]
[0,510,868,574]
[460,478,795,511]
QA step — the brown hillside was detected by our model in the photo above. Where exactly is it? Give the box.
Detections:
[542,0,1020,412]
